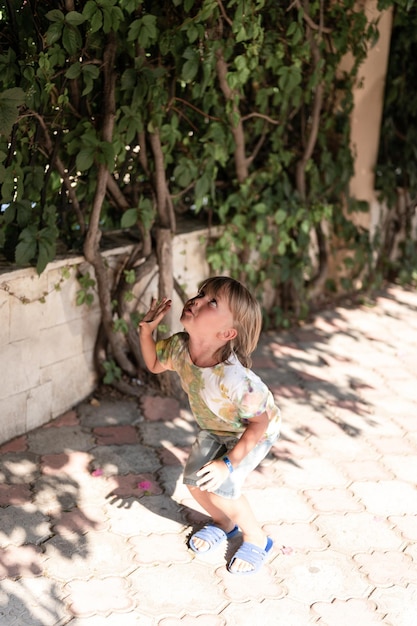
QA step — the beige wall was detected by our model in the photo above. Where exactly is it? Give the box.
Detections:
[0,227,212,444]
[347,2,393,230]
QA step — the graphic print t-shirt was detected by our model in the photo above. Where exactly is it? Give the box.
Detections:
[156,332,281,441]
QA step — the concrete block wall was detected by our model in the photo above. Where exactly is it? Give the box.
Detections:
[0,226,212,444]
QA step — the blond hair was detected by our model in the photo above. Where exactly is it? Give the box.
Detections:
[197,276,262,368]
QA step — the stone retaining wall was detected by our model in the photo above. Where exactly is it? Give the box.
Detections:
[0,227,211,444]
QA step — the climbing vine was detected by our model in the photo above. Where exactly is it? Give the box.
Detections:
[0,0,410,392]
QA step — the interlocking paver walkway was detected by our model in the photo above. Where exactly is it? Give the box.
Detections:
[1,284,417,625]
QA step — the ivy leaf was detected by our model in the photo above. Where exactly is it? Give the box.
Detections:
[65,61,81,79]
[128,15,157,47]
[46,21,63,45]
[62,25,82,55]
[36,226,57,274]
[195,172,210,199]
[76,147,95,171]
[65,11,86,27]
[182,48,199,82]
[15,226,37,266]
[15,200,33,228]
[275,209,287,224]
[90,8,103,33]
[45,9,65,22]
[0,88,25,137]
[121,208,137,228]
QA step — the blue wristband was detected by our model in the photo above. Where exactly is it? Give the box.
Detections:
[223,456,234,473]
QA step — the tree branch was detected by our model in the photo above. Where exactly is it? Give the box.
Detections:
[215,47,248,183]
[84,33,136,376]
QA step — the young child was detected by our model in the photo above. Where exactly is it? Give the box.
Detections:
[139,276,281,575]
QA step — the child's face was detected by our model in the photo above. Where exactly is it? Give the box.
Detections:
[181,288,235,338]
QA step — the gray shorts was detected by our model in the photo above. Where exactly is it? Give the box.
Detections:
[183,429,275,499]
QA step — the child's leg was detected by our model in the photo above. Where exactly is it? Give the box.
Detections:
[188,486,267,573]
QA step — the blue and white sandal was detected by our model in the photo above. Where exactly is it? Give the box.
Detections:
[227,537,274,574]
[189,524,239,554]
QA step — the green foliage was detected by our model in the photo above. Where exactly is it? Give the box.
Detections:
[102,359,122,384]
[76,272,96,306]
[0,0,398,328]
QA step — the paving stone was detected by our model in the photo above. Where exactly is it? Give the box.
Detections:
[141,395,181,421]
[27,426,94,455]
[78,399,142,428]
[105,495,187,536]
[43,530,136,580]
[157,466,190,503]
[0,435,28,453]
[354,550,417,587]
[65,576,135,617]
[244,464,281,490]
[275,456,349,489]
[245,487,315,523]
[388,515,417,542]
[315,512,404,553]
[0,577,68,626]
[307,433,373,462]
[371,584,417,626]
[0,544,44,579]
[311,597,391,625]
[263,521,329,553]
[105,473,163,499]
[1,285,417,625]
[339,459,394,483]
[51,505,109,536]
[44,410,79,428]
[127,562,226,617]
[369,436,417,455]
[215,560,285,602]
[0,483,32,506]
[159,615,226,626]
[40,451,92,476]
[351,481,417,516]
[158,444,189,467]
[381,454,417,483]
[90,444,161,476]
[304,487,364,513]
[219,597,313,626]
[0,504,51,548]
[93,425,139,445]
[0,452,39,484]
[271,437,317,460]
[274,550,372,604]
[139,417,198,448]
[32,475,80,516]
[129,532,191,565]
[68,615,153,626]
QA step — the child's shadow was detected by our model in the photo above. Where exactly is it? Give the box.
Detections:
[85,398,211,540]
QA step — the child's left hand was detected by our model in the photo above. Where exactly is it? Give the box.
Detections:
[196,459,230,492]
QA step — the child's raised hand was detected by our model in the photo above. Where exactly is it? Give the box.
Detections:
[139,297,172,334]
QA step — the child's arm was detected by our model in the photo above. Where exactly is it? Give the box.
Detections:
[138,297,172,374]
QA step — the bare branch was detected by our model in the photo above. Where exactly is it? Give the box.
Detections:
[148,130,176,232]
[215,47,249,182]
[241,112,280,125]
[289,0,332,33]
[84,33,137,377]
[216,0,233,27]
[169,97,221,123]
